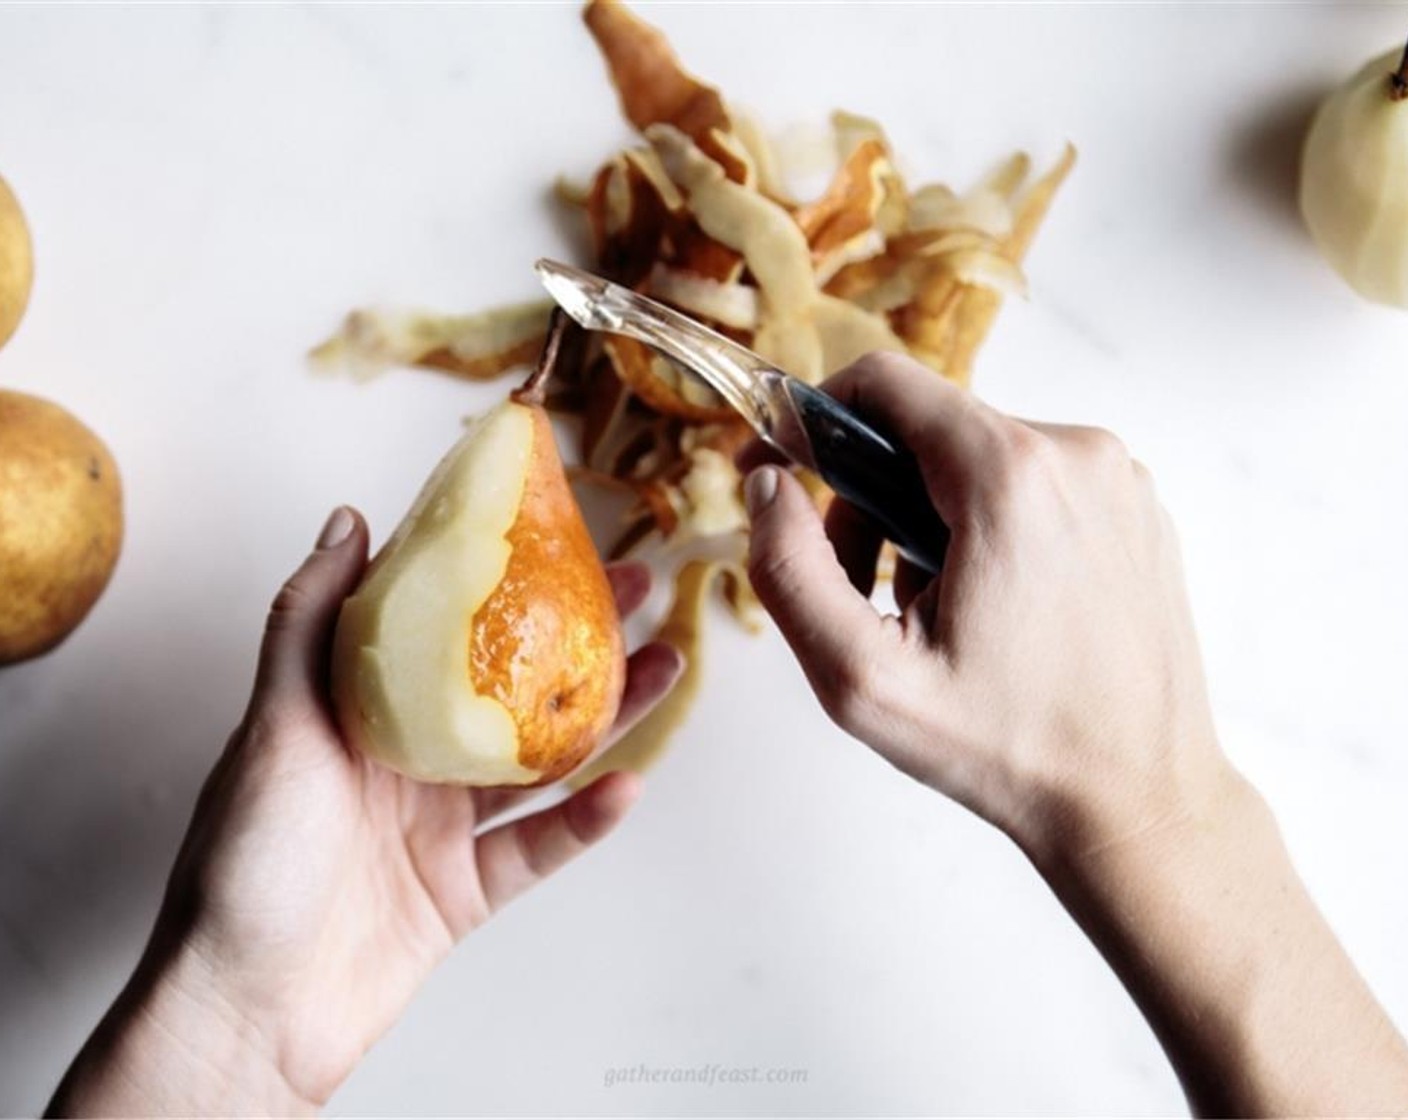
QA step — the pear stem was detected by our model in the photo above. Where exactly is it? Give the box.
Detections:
[513,309,568,407]
[1390,35,1408,101]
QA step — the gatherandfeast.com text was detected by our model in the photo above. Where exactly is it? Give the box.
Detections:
[603,1063,809,1089]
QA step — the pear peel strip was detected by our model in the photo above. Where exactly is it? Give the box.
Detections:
[311,301,553,382]
[647,122,823,381]
[567,558,757,789]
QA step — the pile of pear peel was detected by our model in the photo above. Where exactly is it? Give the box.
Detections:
[315,0,1073,786]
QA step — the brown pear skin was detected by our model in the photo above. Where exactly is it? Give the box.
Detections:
[469,403,626,782]
[0,390,123,665]
[0,177,33,352]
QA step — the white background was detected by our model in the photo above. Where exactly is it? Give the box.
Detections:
[3,4,1408,1115]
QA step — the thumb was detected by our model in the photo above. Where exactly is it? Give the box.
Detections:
[744,467,887,731]
[251,505,369,723]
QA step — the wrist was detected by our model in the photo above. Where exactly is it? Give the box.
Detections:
[1015,746,1256,890]
[1021,761,1408,1114]
[50,933,316,1118]
[1023,765,1310,1112]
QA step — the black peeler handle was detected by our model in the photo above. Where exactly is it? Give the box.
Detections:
[784,380,950,576]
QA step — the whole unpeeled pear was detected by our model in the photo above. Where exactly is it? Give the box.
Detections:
[1301,41,1408,306]
[0,390,123,665]
[0,176,34,350]
[331,378,626,787]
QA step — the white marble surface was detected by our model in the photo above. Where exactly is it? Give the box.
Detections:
[2,4,1407,1115]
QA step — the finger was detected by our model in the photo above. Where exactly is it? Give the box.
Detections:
[823,497,884,598]
[606,560,651,620]
[735,436,790,474]
[475,771,641,914]
[472,783,541,826]
[819,352,1007,524]
[540,643,675,783]
[745,465,888,731]
[474,640,684,825]
[250,506,369,725]
[610,640,685,740]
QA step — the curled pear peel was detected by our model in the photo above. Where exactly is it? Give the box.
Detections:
[317,0,1076,779]
[0,176,33,351]
[317,0,1073,561]
[1301,38,1408,307]
[331,369,627,787]
[568,558,757,789]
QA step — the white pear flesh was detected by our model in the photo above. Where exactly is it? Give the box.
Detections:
[332,402,541,786]
[1301,48,1408,307]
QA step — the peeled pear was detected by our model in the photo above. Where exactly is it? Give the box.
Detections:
[0,390,123,665]
[1301,41,1408,306]
[0,176,34,351]
[331,371,626,787]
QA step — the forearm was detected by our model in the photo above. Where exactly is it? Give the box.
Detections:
[1035,768,1408,1115]
[48,937,315,1118]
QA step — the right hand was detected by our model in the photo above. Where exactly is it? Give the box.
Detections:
[743,352,1232,864]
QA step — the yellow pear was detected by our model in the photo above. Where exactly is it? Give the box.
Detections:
[0,176,33,350]
[0,390,123,665]
[331,369,626,787]
[1301,42,1408,306]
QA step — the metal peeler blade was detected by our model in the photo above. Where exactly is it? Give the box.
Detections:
[535,258,784,447]
[534,258,951,574]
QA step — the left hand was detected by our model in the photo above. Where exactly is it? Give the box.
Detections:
[49,506,683,1117]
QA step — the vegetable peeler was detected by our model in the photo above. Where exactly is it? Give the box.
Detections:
[535,258,950,575]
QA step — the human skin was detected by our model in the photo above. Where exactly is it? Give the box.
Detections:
[48,352,1408,1116]
[48,508,683,1116]
[742,352,1408,1116]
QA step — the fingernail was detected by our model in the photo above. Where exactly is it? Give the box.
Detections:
[316,506,354,550]
[745,467,778,516]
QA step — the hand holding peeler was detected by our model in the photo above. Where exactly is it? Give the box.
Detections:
[535,259,950,576]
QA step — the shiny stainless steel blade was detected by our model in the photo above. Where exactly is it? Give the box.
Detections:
[535,258,774,434]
